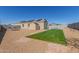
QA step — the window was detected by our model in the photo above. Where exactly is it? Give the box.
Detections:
[22,24,24,27]
[28,24,30,27]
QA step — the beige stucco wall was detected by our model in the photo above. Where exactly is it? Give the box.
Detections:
[37,22,44,30]
[37,21,48,30]
[15,23,36,30]
[29,23,36,30]
[48,24,67,30]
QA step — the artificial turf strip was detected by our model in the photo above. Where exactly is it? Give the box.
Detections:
[27,29,67,45]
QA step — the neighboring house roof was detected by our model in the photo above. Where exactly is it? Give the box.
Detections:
[48,23,62,26]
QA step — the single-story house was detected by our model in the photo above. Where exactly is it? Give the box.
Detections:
[68,22,79,30]
[0,25,1,31]
[15,19,48,30]
[3,24,20,31]
[0,25,7,44]
[0,25,6,32]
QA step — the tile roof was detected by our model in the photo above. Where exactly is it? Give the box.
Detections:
[18,19,47,23]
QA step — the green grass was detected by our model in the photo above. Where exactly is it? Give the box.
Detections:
[27,29,67,45]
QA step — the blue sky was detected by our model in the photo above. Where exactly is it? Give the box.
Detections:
[0,6,79,25]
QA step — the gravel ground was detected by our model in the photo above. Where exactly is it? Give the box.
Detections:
[0,29,79,53]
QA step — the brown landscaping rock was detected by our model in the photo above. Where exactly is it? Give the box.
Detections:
[63,27,79,50]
